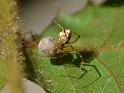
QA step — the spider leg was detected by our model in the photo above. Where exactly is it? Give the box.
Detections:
[54,20,64,31]
[68,44,76,52]
[69,32,80,44]
[64,43,80,55]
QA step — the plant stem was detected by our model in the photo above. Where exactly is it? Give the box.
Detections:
[0,0,25,93]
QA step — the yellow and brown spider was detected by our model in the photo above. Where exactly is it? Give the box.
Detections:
[38,21,80,57]
[37,21,101,83]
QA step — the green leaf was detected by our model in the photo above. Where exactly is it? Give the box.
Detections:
[28,5,124,93]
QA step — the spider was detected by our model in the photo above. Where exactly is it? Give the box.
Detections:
[38,21,101,83]
[38,21,80,57]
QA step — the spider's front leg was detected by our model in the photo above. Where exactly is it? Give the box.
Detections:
[69,32,80,44]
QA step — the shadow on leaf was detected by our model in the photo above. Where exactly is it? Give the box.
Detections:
[50,48,101,88]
